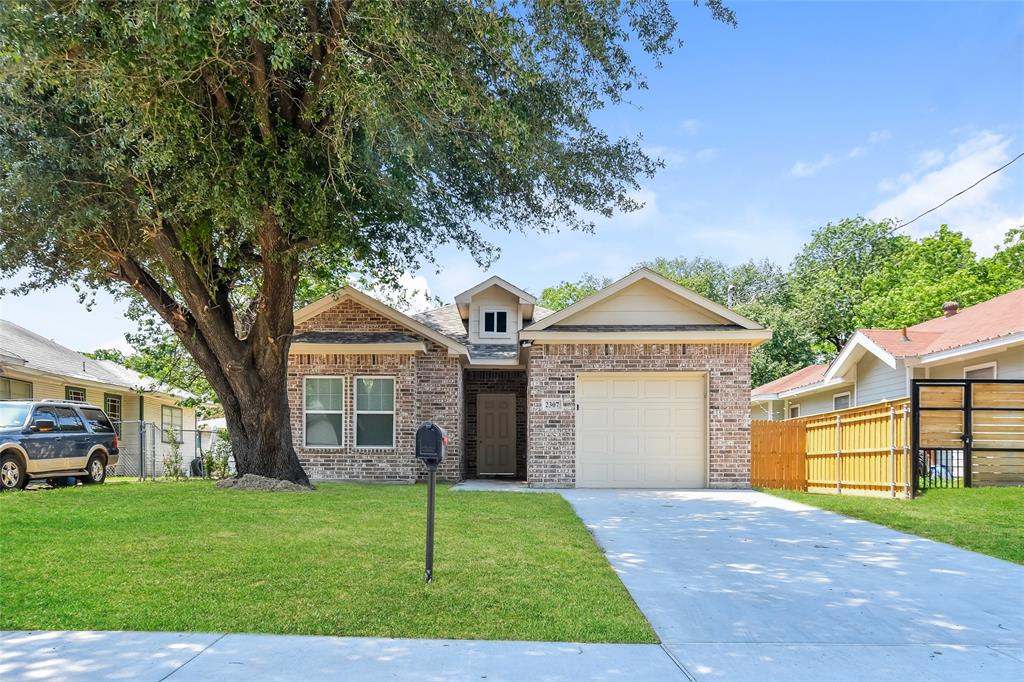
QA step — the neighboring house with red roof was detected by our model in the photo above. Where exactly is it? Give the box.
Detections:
[752,288,1024,420]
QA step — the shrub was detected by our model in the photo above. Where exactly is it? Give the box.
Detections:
[162,430,185,480]
[208,430,233,479]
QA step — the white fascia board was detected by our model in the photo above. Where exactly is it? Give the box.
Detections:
[823,331,896,382]
[777,377,851,400]
[750,393,779,403]
[917,331,1024,366]
[454,276,536,304]
[519,329,773,345]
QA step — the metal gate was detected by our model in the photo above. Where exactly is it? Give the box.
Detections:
[912,379,1024,491]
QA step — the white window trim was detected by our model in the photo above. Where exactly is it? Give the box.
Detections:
[788,404,800,419]
[832,391,852,410]
[963,361,998,379]
[479,308,511,338]
[303,376,345,449]
[353,375,396,449]
[161,405,184,444]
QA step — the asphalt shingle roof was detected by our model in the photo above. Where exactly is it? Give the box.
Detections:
[0,319,188,398]
[292,331,421,344]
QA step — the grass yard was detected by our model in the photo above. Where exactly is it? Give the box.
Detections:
[0,481,654,643]
[763,486,1024,565]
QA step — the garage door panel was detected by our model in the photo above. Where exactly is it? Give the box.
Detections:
[576,373,706,489]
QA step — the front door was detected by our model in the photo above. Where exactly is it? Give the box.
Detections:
[477,393,516,475]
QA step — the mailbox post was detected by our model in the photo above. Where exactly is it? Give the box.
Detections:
[415,421,447,583]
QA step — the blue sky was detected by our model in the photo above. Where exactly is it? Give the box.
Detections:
[2,0,1023,352]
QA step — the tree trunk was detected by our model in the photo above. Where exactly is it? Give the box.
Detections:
[220,355,310,486]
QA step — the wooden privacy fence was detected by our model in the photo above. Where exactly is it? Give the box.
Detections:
[752,399,911,498]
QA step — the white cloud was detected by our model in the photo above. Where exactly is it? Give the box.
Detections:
[645,145,720,167]
[790,130,891,178]
[869,131,1023,254]
[359,272,435,313]
[679,119,703,135]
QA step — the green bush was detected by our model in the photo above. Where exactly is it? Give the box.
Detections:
[208,430,232,479]
[162,431,185,480]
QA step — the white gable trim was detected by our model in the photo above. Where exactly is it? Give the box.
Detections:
[454,276,536,304]
[293,288,468,356]
[523,268,765,332]
[823,331,897,382]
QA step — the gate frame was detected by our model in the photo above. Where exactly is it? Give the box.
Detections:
[912,378,1024,493]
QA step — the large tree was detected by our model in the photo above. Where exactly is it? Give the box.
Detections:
[0,1,734,484]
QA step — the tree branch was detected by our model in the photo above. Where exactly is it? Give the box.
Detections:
[249,38,274,143]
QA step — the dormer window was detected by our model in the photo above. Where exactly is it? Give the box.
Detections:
[482,309,509,336]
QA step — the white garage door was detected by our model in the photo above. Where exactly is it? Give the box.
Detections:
[576,372,706,488]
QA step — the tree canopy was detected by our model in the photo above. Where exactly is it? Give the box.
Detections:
[0,1,735,482]
[540,221,1023,388]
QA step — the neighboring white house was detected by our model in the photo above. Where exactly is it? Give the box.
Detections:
[0,319,199,473]
[753,288,1024,420]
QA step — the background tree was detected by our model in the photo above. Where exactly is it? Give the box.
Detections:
[789,217,908,356]
[0,1,735,484]
[538,274,614,311]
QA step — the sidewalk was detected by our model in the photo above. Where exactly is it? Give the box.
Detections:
[0,630,687,681]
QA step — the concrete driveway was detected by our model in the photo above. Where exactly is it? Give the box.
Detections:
[561,489,1024,682]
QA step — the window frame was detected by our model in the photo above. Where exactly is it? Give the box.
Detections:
[161,405,184,444]
[480,308,511,338]
[832,391,852,411]
[104,393,123,435]
[787,404,800,419]
[53,406,86,432]
[963,361,997,380]
[65,385,86,403]
[303,376,345,449]
[353,375,396,449]
[0,377,33,400]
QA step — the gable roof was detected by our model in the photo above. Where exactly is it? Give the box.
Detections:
[0,319,189,399]
[454,276,537,305]
[293,287,468,355]
[754,287,1024,402]
[751,364,830,399]
[523,267,767,333]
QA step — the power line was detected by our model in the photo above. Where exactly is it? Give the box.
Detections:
[890,150,1024,233]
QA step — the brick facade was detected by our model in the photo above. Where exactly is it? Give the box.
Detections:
[526,343,752,488]
[288,299,463,482]
[463,369,528,478]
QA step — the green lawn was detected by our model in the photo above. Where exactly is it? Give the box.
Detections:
[763,487,1024,565]
[0,481,654,642]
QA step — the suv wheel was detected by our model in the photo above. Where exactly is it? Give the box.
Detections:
[82,454,106,485]
[1,453,27,491]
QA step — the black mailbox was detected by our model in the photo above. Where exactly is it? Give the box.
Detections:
[415,421,447,466]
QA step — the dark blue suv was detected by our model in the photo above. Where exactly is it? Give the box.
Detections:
[0,400,120,490]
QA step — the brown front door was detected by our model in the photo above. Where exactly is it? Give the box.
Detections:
[477,393,516,475]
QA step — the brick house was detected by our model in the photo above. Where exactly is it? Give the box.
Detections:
[287,268,771,488]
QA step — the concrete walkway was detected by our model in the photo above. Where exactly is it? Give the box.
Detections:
[560,489,1024,681]
[0,630,683,681]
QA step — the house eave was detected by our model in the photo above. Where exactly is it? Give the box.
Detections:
[914,331,1024,366]
[288,342,427,355]
[519,329,773,346]
[823,331,897,382]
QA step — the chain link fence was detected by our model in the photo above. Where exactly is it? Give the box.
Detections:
[112,420,234,479]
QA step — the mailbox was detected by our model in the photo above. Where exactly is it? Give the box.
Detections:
[415,421,447,466]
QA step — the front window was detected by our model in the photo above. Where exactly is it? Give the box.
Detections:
[832,392,851,410]
[304,377,344,447]
[355,377,395,448]
[964,363,997,380]
[65,386,86,402]
[481,309,508,336]
[788,404,800,419]
[161,405,184,443]
[0,404,30,428]
[104,394,122,434]
[0,377,32,400]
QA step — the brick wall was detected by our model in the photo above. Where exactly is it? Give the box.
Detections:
[463,369,528,478]
[527,343,752,488]
[288,298,463,482]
